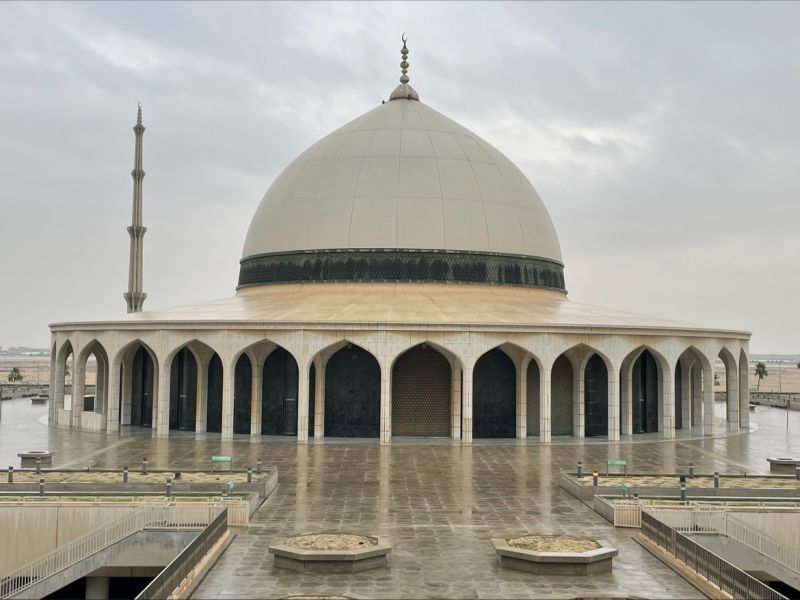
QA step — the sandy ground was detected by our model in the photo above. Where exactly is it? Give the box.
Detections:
[0,356,96,386]
[506,535,600,552]
[1,357,798,393]
[577,475,800,489]
[285,534,377,551]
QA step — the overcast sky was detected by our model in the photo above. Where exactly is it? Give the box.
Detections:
[1,1,798,353]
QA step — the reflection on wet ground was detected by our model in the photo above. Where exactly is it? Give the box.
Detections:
[1,398,798,598]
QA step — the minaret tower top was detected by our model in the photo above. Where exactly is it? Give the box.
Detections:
[124,103,147,313]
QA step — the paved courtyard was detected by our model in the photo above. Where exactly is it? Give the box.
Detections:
[2,399,799,598]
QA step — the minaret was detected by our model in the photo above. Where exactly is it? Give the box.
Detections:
[124,104,147,313]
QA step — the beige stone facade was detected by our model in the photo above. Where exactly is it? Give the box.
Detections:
[49,283,750,445]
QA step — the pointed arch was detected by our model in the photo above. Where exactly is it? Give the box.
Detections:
[262,346,300,436]
[718,347,739,431]
[739,349,750,429]
[206,353,223,433]
[551,354,574,436]
[324,342,380,438]
[54,340,74,415]
[473,347,516,438]
[113,339,158,429]
[77,339,110,414]
[391,343,452,437]
[233,353,252,434]
[527,357,541,437]
[584,354,608,437]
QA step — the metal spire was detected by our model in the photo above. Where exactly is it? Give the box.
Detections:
[389,33,419,101]
[124,104,147,313]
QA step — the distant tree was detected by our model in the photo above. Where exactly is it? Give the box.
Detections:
[797,362,800,370]
[755,362,768,391]
[7,367,24,383]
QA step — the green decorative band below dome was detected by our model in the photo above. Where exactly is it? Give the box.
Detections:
[238,249,566,291]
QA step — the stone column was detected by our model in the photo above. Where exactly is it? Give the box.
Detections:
[379,360,391,446]
[739,356,749,429]
[691,362,703,428]
[703,363,714,435]
[607,363,620,442]
[48,340,57,425]
[461,362,473,446]
[251,359,262,438]
[451,362,462,440]
[681,360,692,430]
[195,356,208,434]
[121,353,134,426]
[313,355,325,439]
[661,364,675,439]
[621,363,633,436]
[54,352,66,420]
[154,356,170,438]
[726,361,740,433]
[573,362,585,438]
[71,355,85,429]
[516,358,527,439]
[221,360,234,440]
[539,363,551,444]
[297,360,309,443]
[106,359,121,432]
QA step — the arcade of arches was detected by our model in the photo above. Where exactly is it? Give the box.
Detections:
[48,333,751,444]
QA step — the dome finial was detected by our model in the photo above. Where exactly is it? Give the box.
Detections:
[389,33,419,101]
[400,33,409,85]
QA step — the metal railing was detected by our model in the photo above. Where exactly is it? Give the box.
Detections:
[641,511,788,600]
[649,508,800,574]
[136,507,228,600]
[725,513,800,573]
[0,506,220,599]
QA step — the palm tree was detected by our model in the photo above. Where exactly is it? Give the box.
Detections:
[7,367,24,383]
[755,362,768,391]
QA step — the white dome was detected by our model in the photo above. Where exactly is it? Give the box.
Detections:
[242,98,562,263]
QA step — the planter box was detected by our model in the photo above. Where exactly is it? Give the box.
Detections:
[492,537,618,575]
[767,458,800,475]
[269,535,391,573]
[560,471,800,501]
[18,451,54,468]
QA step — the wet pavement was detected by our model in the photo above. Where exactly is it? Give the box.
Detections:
[1,398,799,598]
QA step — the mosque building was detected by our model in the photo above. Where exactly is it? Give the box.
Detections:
[49,39,750,445]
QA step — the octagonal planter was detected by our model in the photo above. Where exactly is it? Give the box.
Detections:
[269,534,392,573]
[492,536,618,575]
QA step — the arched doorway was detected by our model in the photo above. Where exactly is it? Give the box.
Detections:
[131,346,154,427]
[584,354,608,437]
[262,347,299,436]
[473,348,515,438]
[633,350,658,433]
[169,348,197,432]
[551,355,573,436]
[206,354,223,433]
[526,360,540,437]
[392,344,451,437]
[233,354,252,434]
[324,345,380,438]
